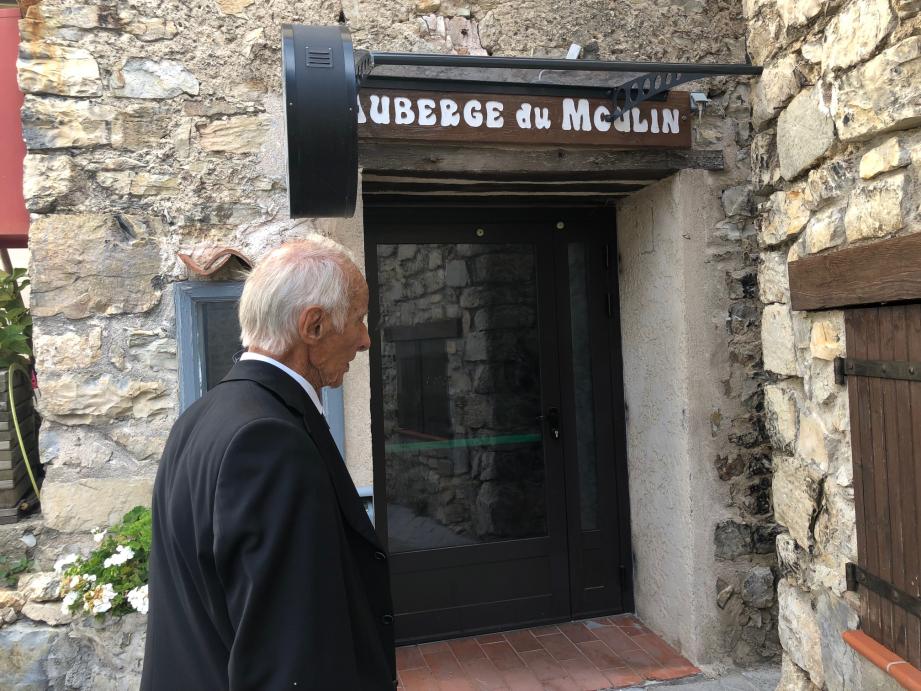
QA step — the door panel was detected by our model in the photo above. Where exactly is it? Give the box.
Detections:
[366,210,632,643]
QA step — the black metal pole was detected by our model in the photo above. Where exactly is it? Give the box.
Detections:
[369,52,763,76]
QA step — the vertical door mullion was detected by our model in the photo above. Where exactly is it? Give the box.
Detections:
[533,222,573,620]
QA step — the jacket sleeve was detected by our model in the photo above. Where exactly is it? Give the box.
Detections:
[213,417,362,690]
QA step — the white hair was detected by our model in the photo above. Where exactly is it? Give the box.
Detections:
[239,237,355,354]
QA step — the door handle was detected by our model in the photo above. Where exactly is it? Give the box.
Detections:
[537,407,561,440]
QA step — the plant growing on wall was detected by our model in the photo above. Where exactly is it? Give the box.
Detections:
[0,269,31,368]
[58,506,151,617]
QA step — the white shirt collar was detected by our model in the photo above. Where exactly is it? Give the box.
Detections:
[239,352,324,415]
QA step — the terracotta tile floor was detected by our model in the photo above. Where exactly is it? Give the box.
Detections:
[397,614,700,690]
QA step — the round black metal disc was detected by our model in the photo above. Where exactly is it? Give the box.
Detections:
[282,24,358,218]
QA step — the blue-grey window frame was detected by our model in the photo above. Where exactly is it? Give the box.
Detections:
[174,281,346,456]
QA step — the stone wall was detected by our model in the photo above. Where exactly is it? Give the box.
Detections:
[5,0,770,684]
[747,0,921,687]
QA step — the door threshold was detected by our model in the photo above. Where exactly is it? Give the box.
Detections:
[397,614,700,690]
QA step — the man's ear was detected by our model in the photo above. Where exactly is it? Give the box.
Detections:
[298,306,326,344]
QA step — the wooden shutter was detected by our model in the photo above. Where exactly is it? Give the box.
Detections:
[844,304,921,668]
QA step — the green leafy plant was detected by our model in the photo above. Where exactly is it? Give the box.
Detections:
[0,555,32,588]
[58,506,151,617]
[0,269,32,369]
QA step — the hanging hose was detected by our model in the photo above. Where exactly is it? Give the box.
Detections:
[8,363,40,501]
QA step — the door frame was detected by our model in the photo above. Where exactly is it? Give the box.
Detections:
[364,205,634,641]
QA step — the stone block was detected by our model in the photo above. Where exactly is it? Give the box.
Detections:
[125,331,178,372]
[40,374,169,425]
[801,206,845,255]
[773,455,824,550]
[110,58,199,98]
[39,426,119,471]
[778,87,835,181]
[778,582,825,687]
[809,316,844,361]
[751,129,780,194]
[746,9,785,65]
[217,0,254,13]
[722,185,753,217]
[0,623,70,689]
[758,249,789,304]
[763,303,798,376]
[108,420,171,463]
[34,329,103,372]
[129,172,179,196]
[779,654,821,690]
[776,532,806,582]
[17,573,59,603]
[760,189,810,247]
[19,602,74,627]
[715,520,753,560]
[752,54,800,130]
[776,0,826,27]
[843,172,908,241]
[111,104,171,150]
[859,137,910,179]
[22,155,78,212]
[29,214,162,319]
[39,475,155,532]
[742,566,775,608]
[816,591,860,691]
[804,161,852,210]
[764,383,799,453]
[17,44,101,97]
[21,97,115,149]
[197,116,269,153]
[822,0,895,71]
[835,37,921,142]
[797,413,829,472]
[125,17,179,41]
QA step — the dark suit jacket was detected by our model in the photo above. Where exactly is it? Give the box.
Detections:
[141,360,395,690]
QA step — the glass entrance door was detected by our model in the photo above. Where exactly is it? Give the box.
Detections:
[367,210,631,643]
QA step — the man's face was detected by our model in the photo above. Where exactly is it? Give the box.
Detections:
[309,267,371,389]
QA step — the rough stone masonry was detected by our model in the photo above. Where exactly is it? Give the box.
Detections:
[748,0,921,687]
[2,0,778,686]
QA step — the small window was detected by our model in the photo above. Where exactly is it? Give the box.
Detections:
[174,281,346,456]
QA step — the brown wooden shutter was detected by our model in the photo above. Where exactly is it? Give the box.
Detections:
[844,304,921,668]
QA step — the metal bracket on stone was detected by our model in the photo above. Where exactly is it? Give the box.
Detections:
[605,72,709,122]
[834,357,921,386]
[846,563,921,619]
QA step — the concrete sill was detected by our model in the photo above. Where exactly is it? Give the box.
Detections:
[843,630,921,690]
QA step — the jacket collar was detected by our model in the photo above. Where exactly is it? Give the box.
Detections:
[219,360,383,550]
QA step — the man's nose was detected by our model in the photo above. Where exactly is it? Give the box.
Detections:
[357,324,371,352]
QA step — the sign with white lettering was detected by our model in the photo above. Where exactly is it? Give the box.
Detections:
[357,89,691,148]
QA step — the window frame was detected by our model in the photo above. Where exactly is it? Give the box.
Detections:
[174,281,346,456]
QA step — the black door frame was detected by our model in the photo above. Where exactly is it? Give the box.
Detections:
[364,205,634,642]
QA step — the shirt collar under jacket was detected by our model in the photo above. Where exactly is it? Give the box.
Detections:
[239,352,324,415]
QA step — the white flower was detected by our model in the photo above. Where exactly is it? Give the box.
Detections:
[61,591,78,614]
[91,528,107,544]
[53,553,78,574]
[102,545,135,568]
[127,584,149,615]
[89,583,116,614]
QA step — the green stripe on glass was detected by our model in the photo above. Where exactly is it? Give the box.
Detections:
[385,433,541,452]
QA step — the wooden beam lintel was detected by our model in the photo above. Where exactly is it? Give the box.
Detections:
[789,232,921,311]
[359,142,724,179]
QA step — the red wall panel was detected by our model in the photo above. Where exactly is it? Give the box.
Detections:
[0,6,29,249]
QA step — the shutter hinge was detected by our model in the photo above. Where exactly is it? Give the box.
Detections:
[603,244,611,270]
[606,293,614,318]
[835,357,921,385]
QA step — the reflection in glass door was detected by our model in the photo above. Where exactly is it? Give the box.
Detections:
[367,211,632,643]
[377,242,548,552]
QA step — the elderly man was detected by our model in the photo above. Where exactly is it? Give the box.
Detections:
[142,238,395,690]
